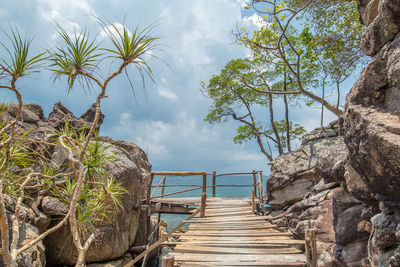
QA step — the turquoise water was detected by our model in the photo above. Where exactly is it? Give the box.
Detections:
[151,174,265,231]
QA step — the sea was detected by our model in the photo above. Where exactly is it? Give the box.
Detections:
[151,174,266,231]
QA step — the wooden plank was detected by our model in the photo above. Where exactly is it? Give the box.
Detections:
[171,253,307,263]
[202,211,254,217]
[178,236,299,241]
[163,239,305,246]
[175,232,293,237]
[174,245,303,255]
[183,229,279,234]
[188,221,274,226]
[188,226,277,231]
[187,216,272,223]
[179,262,306,267]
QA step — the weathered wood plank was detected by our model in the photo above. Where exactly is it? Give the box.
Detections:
[201,211,255,217]
[187,216,272,223]
[162,239,305,246]
[175,232,293,237]
[174,245,303,254]
[188,226,276,231]
[171,253,307,262]
[178,262,306,267]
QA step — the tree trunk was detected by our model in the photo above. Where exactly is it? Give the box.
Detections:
[268,93,283,155]
[283,70,291,152]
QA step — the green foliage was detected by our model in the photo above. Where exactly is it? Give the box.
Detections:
[0,26,45,79]
[101,20,158,74]
[52,124,127,233]
[0,126,33,196]
[48,26,101,92]
[0,103,9,114]
[264,120,306,149]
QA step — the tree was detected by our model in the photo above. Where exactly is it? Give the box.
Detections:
[202,58,305,161]
[203,0,365,161]
[0,20,160,266]
[238,0,365,118]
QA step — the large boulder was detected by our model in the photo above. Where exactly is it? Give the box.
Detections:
[266,122,342,209]
[44,144,147,265]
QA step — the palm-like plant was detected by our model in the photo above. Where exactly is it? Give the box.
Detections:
[101,20,160,88]
[47,20,159,266]
[48,26,101,92]
[0,26,45,80]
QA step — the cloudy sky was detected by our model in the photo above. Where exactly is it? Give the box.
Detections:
[0,0,347,175]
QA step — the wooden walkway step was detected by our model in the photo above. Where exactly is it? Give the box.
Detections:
[166,198,306,267]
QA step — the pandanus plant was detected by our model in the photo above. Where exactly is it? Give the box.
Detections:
[0,20,160,266]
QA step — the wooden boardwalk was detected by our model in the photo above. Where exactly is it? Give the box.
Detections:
[165,197,306,267]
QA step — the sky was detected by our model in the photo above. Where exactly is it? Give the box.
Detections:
[0,0,350,175]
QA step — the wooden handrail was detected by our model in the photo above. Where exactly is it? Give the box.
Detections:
[124,209,201,267]
[150,186,202,199]
[150,184,256,188]
[214,172,258,177]
[151,171,206,176]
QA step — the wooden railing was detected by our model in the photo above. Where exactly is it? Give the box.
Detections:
[148,170,264,209]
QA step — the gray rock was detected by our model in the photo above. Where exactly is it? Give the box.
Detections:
[360,0,400,56]
[16,223,46,267]
[336,241,368,267]
[313,180,340,194]
[41,196,69,216]
[335,205,364,245]
[267,134,342,208]
[371,213,398,251]
[7,104,40,124]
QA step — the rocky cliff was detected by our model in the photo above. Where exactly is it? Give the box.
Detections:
[266,1,400,266]
[0,102,153,266]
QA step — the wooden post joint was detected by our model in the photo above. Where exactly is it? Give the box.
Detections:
[162,255,174,267]
[200,192,207,218]
[305,228,318,267]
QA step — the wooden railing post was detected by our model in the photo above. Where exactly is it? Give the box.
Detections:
[147,173,154,206]
[200,192,207,218]
[305,228,318,267]
[202,173,207,193]
[258,171,263,211]
[251,190,255,214]
[212,171,216,197]
[161,175,167,199]
[162,255,174,267]
[252,170,257,197]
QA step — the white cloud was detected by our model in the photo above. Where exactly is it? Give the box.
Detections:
[241,13,266,29]
[157,87,178,101]
[161,1,243,72]
[231,151,265,161]
[99,22,132,40]
[36,0,97,40]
